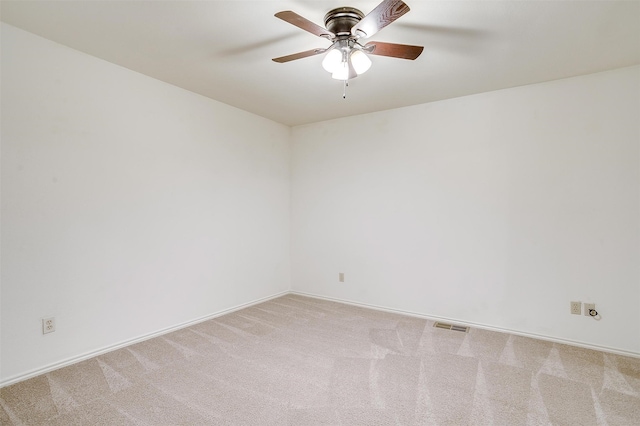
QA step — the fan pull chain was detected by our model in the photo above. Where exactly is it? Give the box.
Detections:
[342,80,348,99]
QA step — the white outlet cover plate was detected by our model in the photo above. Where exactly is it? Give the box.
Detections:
[570,301,581,315]
[42,317,55,334]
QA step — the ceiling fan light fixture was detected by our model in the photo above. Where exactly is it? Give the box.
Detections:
[350,49,372,75]
[322,48,343,73]
[273,1,424,91]
[331,61,350,80]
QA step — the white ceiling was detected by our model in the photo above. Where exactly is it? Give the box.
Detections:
[2,1,639,126]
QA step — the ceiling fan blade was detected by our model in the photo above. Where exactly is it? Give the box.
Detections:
[351,0,410,39]
[275,11,335,39]
[272,48,327,63]
[364,41,423,60]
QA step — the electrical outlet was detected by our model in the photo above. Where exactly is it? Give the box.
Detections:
[339,272,344,282]
[584,303,596,316]
[42,317,55,334]
[570,301,581,315]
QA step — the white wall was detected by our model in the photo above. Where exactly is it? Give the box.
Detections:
[1,24,291,383]
[291,66,640,355]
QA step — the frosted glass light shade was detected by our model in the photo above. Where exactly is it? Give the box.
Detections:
[331,61,349,80]
[322,49,343,73]
[350,50,372,75]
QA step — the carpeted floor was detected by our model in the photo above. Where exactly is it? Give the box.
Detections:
[1,294,639,425]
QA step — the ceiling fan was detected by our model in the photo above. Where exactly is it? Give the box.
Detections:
[272,0,423,95]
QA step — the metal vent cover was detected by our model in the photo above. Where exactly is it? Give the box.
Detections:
[433,322,470,333]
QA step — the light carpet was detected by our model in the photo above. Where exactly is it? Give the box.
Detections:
[1,294,639,425]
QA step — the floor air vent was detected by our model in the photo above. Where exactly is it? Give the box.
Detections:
[433,322,470,333]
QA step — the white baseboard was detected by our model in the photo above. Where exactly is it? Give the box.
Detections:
[0,291,289,388]
[290,290,640,359]
[4,288,638,388]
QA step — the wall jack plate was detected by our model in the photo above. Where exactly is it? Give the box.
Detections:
[570,301,581,315]
[584,303,596,316]
[43,317,55,334]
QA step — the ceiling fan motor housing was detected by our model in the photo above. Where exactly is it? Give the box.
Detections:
[324,7,364,37]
